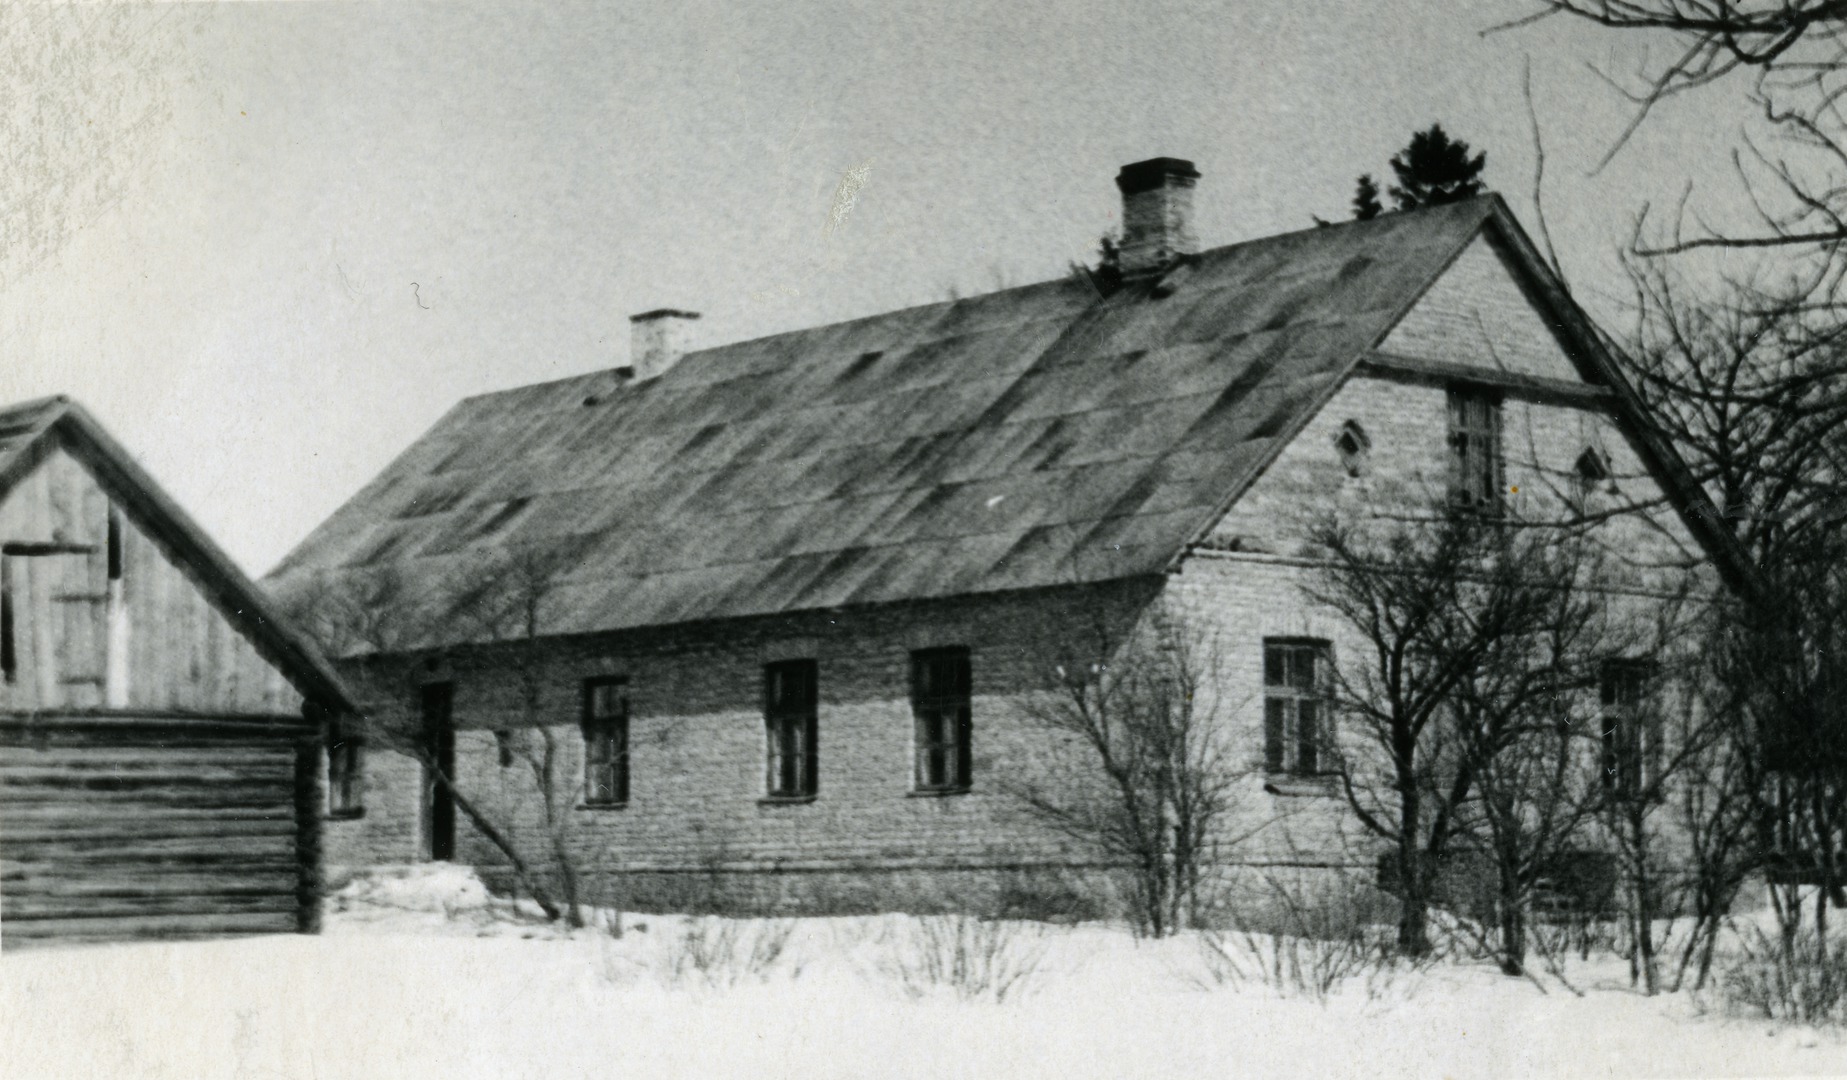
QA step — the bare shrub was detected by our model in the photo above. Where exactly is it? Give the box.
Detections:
[994,869,1112,925]
[876,914,1048,1003]
[1724,924,1847,1027]
[1526,906,1623,985]
[662,916,800,990]
[1193,872,1404,1001]
[1304,501,1634,963]
[1013,600,1256,938]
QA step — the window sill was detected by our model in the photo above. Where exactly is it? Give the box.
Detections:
[1263,775,1338,798]
[758,794,818,806]
[325,808,366,821]
[576,802,629,812]
[907,787,971,798]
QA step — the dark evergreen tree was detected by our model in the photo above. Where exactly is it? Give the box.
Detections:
[1352,173,1384,220]
[1388,124,1486,210]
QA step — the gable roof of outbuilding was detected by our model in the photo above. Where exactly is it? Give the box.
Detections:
[0,395,353,710]
[263,196,1749,655]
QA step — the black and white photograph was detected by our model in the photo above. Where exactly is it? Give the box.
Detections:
[3,2,1846,1077]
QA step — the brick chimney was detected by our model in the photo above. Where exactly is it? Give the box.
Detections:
[627,309,701,380]
[1115,157,1200,278]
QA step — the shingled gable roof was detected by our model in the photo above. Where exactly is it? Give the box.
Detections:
[0,395,352,709]
[264,195,1735,655]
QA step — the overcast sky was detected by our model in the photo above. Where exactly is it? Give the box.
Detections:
[0,1,1764,574]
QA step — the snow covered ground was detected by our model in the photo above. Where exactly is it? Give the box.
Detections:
[3,865,1843,1080]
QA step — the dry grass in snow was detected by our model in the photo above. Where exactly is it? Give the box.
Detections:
[3,865,1844,1079]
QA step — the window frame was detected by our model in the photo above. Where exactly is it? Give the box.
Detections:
[326,715,365,820]
[1571,447,1611,515]
[1334,419,1371,479]
[1599,659,1660,800]
[911,647,973,794]
[1263,638,1332,778]
[1447,385,1503,513]
[581,676,631,808]
[763,659,819,800]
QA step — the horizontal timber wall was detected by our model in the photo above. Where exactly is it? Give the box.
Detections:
[0,711,318,947]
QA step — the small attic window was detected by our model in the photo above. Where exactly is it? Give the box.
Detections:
[1334,420,1371,478]
[1572,447,1612,509]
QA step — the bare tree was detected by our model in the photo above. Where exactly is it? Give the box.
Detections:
[1011,599,1256,937]
[1573,587,1743,994]
[1616,259,1847,959]
[1462,652,1601,979]
[1514,2,1847,257]
[1659,642,1764,992]
[1302,502,1625,960]
[294,551,603,927]
[459,549,599,929]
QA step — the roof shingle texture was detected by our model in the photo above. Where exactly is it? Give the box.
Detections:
[266,199,1497,652]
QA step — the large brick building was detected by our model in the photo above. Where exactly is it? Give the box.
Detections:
[264,160,1736,912]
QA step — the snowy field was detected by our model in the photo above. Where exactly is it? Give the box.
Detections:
[3,866,1843,1080]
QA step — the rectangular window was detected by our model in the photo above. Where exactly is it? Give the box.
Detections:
[912,647,972,792]
[1264,639,1331,776]
[1448,386,1502,511]
[104,506,129,708]
[1600,660,1659,798]
[582,677,630,806]
[327,716,364,818]
[106,507,123,581]
[764,659,818,799]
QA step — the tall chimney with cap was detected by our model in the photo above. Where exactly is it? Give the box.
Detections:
[1115,157,1201,278]
[627,309,701,380]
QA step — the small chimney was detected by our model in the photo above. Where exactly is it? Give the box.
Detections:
[1115,157,1201,278]
[627,308,701,380]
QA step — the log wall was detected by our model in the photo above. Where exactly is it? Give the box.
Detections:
[0,713,314,945]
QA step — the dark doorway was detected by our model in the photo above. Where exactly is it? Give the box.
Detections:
[420,682,456,861]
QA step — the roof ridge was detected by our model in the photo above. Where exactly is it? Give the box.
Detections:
[448,201,1504,409]
[673,198,1500,366]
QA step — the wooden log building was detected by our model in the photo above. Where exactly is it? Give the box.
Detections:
[0,396,351,947]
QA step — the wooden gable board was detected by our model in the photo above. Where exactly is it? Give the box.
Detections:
[0,445,300,715]
[0,398,351,713]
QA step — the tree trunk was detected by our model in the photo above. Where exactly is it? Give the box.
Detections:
[1396,841,1431,955]
[430,763,564,921]
[552,826,584,929]
[1396,774,1430,956]
[1497,860,1526,977]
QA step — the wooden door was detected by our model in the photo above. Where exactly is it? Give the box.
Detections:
[420,682,455,861]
